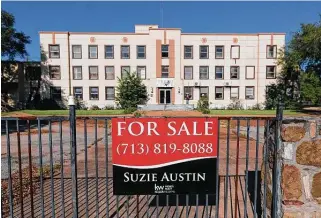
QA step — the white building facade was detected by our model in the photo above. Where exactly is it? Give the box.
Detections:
[39,25,285,109]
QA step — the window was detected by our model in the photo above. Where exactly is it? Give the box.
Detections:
[215,66,224,79]
[72,45,82,59]
[161,45,169,58]
[200,87,209,98]
[230,66,240,79]
[73,87,83,100]
[200,45,209,59]
[184,46,193,59]
[199,66,209,79]
[105,66,114,80]
[88,45,98,59]
[105,45,114,59]
[49,45,60,58]
[137,46,146,59]
[184,66,193,80]
[89,87,99,100]
[137,66,146,79]
[246,66,255,79]
[215,46,224,59]
[49,66,61,80]
[215,87,224,100]
[161,65,169,78]
[266,66,276,79]
[231,45,240,59]
[245,86,255,99]
[105,87,115,100]
[50,86,61,100]
[267,45,277,58]
[73,66,82,80]
[230,87,239,99]
[89,66,99,80]
[121,66,130,78]
[121,45,130,59]
[184,87,193,100]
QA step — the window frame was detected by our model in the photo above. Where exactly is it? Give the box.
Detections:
[72,66,82,80]
[184,86,194,100]
[199,86,209,98]
[215,66,224,80]
[184,45,193,59]
[230,45,240,59]
[136,45,146,59]
[88,45,98,59]
[161,65,169,78]
[215,87,224,100]
[72,45,82,59]
[89,66,99,80]
[105,66,115,80]
[199,45,209,59]
[48,44,60,59]
[136,66,146,79]
[230,66,240,80]
[266,45,277,59]
[184,66,193,80]
[89,86,99,100]
[245,86,255,100]
[215,45,224,59]
[121,66,131,78]
[161,45,169,58]
[266,66,276,79]
[105,87,115,100]
[50,86,62,100]
[73,87,83,100]
[49,65,61,80]
[105,45,114,59]
[230,86,239,100]
[246,66,255,79]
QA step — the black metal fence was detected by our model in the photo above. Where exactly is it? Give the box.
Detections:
[1,105,283,218]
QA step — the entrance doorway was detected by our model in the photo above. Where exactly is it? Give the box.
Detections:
[159,88,171,104]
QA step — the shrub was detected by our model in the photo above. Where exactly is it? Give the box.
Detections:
[103,105,115,110]
[133,111,143,117]
[197,96,209,112]
[124,107,136,114]
[202,108,210,114]
[75,98,87,110]
[227,99,244,110]
[90,105,100,110]
[248,103,263,110]
[35,98,66,110]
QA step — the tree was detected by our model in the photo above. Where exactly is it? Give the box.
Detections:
[115,71,149,109]
[1,10,31,60]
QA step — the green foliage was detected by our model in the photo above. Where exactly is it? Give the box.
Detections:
[226,99,244,110]
[300,71,321,105]
[35,99,66,110]
[115,71,148,109]
[103,105,115,110]
[124,107,136,114]
[248,103,263,110]
[202,108,210,114]
[75,98,87,110]
[197,96,210,114]
[1,10,31,60]
[133,111,143,117]
[89,105,100,110]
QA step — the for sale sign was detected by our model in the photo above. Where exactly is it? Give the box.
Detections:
[112,118,218,195]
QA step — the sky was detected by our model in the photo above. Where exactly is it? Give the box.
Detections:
[2,1,321,61]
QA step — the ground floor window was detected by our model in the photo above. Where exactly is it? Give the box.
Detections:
[215,87,224,100]
[89,87,99,100]
[200,86,209,98]
[245,86,255,99]
[73,87,83,100]
[105,87,115,100]
[230,87,239,99]
[184,86,193,100]
[50,86,62,100]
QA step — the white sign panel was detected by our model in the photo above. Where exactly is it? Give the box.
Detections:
[156,79,174,87]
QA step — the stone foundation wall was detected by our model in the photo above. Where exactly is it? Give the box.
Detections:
[265,117,321,217]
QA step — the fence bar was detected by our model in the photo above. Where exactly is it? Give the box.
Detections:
[156,195,159,218]
[263,120,269,218]
[224,120,230,218]
[83,119,89,218]
[6,120,14,217]
[166,195,169,217]
[69,96,78,218]
[48,121,56,218]
[27,120,35,218]
[234,120,240,218]
[59,120,65,218]
[146,195,149,218]
[105,119,109,218]
[215,120,221,218]
[244,120,250,218]
[116,196,119,218]
[38,119,45,218]
[176,194,179,218]
[126,195,129,218]
[94,119,99,217]
[186,194,189,217]
[254,120,260,217]
[16,120,24,217]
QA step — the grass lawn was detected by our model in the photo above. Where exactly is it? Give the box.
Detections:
[209,110,301,115]
[1,109,126,116]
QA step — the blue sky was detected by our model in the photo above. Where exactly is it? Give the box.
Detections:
[2,1,321,61]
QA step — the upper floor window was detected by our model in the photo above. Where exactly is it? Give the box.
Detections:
[200,87,209,98]
[105,66,115,80]
[137,46,146,59]
[231,45,240,59]
[89,87,99,100]
[137,66,146,79]
[266,66,276,79]
[184,87,193,100]
[49,66,61,80]
[73,66,82,80]
[246,66,255,79]
[215,66,224,79]
[162,45,169,58]
[121,45,130,59]
[121,66,130,78]
[105,87,115,100]
[88,45,98,59]
[105,45,114,59]
[73,87,83,100]
[184,66,193,80]
[200,45,209,59]
[161,65,169,78]
[230,66,240,79]
[49,45,60,58]
[50,86,62,100]
[184,46,193,59]
[245,86,255,99]
[89,66,99,80]
[230,87,239,99]
[199,66,209,79]
[267,45,277,59]
[72,45,82,59]
[215,46,224,59]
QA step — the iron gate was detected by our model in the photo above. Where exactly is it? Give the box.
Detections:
[1,105,283,218]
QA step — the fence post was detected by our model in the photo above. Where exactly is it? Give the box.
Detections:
[69,96,78,218]
[272,102,284,218]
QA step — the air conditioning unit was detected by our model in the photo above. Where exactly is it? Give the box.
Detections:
[224,82,230,86]
[194,82,199,87]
